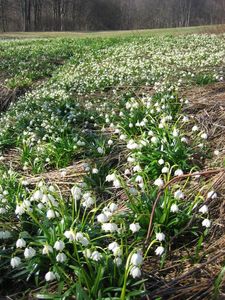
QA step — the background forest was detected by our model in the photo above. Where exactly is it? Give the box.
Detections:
[1,0,225,32]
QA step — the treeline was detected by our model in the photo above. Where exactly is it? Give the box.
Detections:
[0,0,225,32]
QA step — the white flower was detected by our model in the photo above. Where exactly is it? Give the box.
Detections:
[155,246,164,256]
[0,230,11,239]
[201,132,208,139]
[192,125,199,132]
[156,232,165,242]
[83,249,92,258]
[16,238,26,248]
[130,266,141,278]
[97,147,104,154]
[64,230,76,241]
[174,169,183,176]
[114,257,122,266]
[0,208,6,214]
[33,190,43,200]
[129,223,141,233]
[124,169,131,175]
[45,271,56,282]
[92,168,99,174]
[154,178,164,188]
[109,203,118,212]
[214,150,219,156]
[108,140,113,145]
[207,190,217,199]
[24,247,36,259]
[135,175,143,183]
[151,136,158,144]
[199,205,208,214]
[161,166,169,174]
[172,129,179,137]
[10,257,21,268]
[71,186,82,201]
[108,241,119,251]
[113,179,121,188]
[106,173,117,182]
[56,253,67,263]
[130,253,143,266]
[170,204,179,213]
[174,189,184,200]
[133,165,142,172]
[91,251,102,261]
[54,240,65,251]
[158,159,165,165]
[42,245,53,255]
[82,196,95,208]
[202,218,211,228]
[46,209,55,219]
[97,213,109,223]
[79,236,89,247]
[101,223,118,233]
[15,204,25,216]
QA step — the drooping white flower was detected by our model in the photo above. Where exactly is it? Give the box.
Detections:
[46,209,55,219]
[106,173,117,182]
[156,232,165,242]
[158,159,165,165]
[42,245,53,255]
[83,249,92,258]
[97,213,109,223]
[15,204,25,216]
[161,166,169,174]
[24,247,36,259]
[71,186,82,201]
[33,190,43,201]
[214,150,219,156]
[130,253,143,266]
[202,218,211,228]
[16,238,26,248]
[174,169,183,176]
[109,203,118,212]
[130,266,141,278]
[45,271,56,282]
[10,256,21,268]
[114,257,122,266]
[201,132,208,139]
[97,147,104,154]
[207,190,217,199]
[151,136,158,144]
[56,253,67,263]
[170,204,179,213]
[91,250,102,261]
[54,240,65,251]
[113,179,121,188]
[135,175,143,183]
[108,241,119,251]
[199,205,208,214]
[0,208,6,214]
[155,246,165,256]
[192,125,199,132]
[154,178,164,188]
[129,223,141,233]
[101,223,118,233]
[174,189,185,200]
[82,196,95,208]
[92,168,99,174]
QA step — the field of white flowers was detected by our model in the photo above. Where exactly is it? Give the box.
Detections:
[0,33,225,299]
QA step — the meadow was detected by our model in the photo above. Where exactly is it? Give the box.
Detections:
[0,30,225,299]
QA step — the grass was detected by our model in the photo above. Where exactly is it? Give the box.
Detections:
[0,24,225,39]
